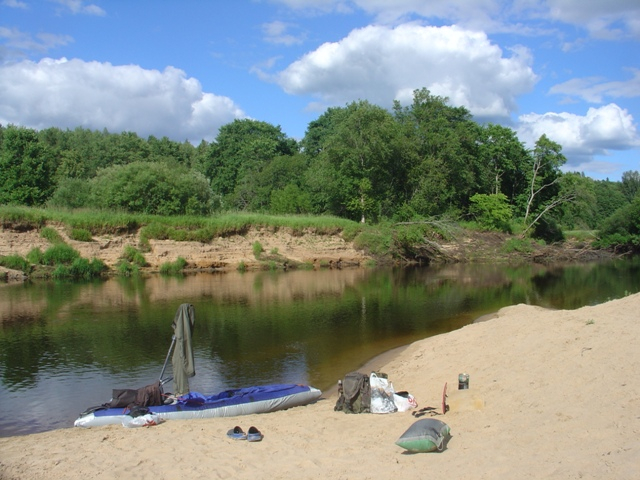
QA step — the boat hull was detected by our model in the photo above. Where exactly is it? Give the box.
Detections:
[74,384,322,428]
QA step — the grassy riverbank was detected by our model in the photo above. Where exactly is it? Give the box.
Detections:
[0,205,614,281]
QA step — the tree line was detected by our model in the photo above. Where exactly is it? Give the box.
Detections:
[1,88,639,249]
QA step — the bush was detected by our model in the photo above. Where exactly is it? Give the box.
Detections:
[26,247,44,265]
[89,161,214,215]
[252,241,263,259]
[0,254,31,273]
[47,178,92,209]
[595,197,640,251]
[42,244,80,265]
[122,245,147,267]
[69,228,93,242]
[469,194,512,233]
[50,256,105,279]
[116,260,140,276]
[159,257,187,275]
[532,217,565,243]
[40,226,64,244]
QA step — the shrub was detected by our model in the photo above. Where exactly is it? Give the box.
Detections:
[69,228,93,242]
[40,226,64,244]
[52,257,106,279]
[532,216,564,243]
[122,245,147,267]
[116,260,140,276]
[89,161,214,215]
[469,193,513,233]
[502,237,535,254]
[26,247,44,265]
[252,241,263,259]
[595,197,640,251]
[42,244,80,265]
[160,257,187,275]
[0,254,31,273]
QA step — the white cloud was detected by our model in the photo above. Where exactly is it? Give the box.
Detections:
[2,0,28,9]
[270,0,640,38]
[549,69,640,103]
[270,24,537,121]
[0,27,73,60]
[263,21,305,45]
[545,0,640,39]
[50,0,106,16]
[517,104,640,169]
[0,58,246,143]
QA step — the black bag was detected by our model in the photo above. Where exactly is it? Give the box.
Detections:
[109,381,163,409]
[334,372,371,414]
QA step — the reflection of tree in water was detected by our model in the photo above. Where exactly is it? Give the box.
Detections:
[1,259,639,435]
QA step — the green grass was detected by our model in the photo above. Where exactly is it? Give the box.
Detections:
[26,247,44,265]
[122,245,147,267]
[0,254,31,273]
[501,237,535,254]
[40,226,65,244]
[69,228,93,242]
[252,241,263,259]
[52,258,107,279]
[159,257,187,275]
[42,244,80,265]
[116,260,141,276]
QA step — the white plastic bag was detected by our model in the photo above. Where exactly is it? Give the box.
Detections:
[370,372,397,414]
[393,391,418,412]
[121,413,164,428]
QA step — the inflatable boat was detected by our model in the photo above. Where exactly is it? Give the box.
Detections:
[74,383,322,428]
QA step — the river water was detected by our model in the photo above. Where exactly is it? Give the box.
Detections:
[1,257,639,437]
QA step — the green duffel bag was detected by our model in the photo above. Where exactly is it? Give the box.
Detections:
[395,418,451,453]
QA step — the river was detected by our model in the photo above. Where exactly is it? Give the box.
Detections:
[1,257,639,437]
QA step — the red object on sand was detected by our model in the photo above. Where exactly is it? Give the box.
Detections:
[442,382,448,414]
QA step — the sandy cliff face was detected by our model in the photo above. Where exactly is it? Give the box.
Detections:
[0,224,369,277]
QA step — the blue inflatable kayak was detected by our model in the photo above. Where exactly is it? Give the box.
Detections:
[74,384,322,428]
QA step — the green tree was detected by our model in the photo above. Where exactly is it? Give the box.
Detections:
[204,119,298,209]
[270,184,312,214]
[0,125,56,205]
[596,196,640,251]
[594,179,628,225]
[393,88,480,216]
[620,170,640,202]
[477,124,529,200]
[521,135,569,235]
[555,172,598,230]
[316,100,405,223]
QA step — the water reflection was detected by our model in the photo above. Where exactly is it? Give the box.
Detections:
[1,258,639,437]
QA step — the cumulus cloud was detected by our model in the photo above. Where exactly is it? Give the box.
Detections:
[517,104,640,169]
[270,24,537,121]
[0,58,246,142]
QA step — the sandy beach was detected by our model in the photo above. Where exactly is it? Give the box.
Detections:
[1,292,638,479]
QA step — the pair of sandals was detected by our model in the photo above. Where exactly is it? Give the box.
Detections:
[227,425,263,442]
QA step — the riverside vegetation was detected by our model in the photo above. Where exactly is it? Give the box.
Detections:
[1,88,639,280]
[0,205,623,282]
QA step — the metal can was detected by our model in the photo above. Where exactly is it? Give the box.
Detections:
[458,373,469,390]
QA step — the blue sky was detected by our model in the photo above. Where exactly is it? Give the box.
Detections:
[1,0,638,181]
